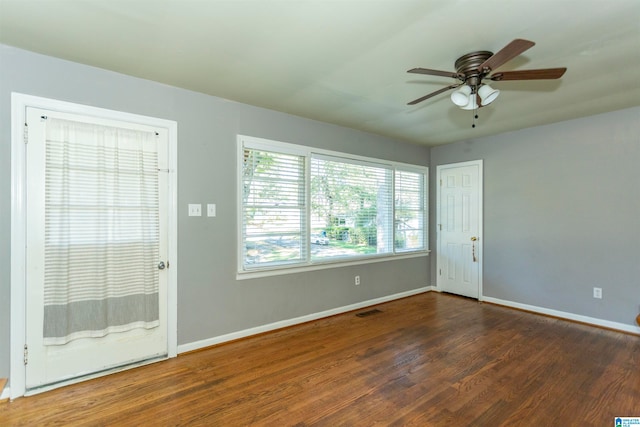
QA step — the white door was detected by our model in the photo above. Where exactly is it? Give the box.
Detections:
[24,107,169,391]
[437,160,483,299]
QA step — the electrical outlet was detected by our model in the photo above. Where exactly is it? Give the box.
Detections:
[355,275,360,286]
[593,287,602,299]
[207,203,216,217]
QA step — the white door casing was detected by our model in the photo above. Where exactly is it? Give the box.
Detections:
[436,160,483,299]
[10,93,178,398]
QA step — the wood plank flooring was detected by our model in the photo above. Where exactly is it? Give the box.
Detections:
[0,378,7,403]
[1,292,638,426]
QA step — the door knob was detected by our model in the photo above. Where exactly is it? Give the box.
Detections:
[471,236,477,241]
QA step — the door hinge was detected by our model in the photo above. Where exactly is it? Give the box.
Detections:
[440,179,442,186]
[439,268,442,275]
[23,123,28,144]
[23,344,28,365]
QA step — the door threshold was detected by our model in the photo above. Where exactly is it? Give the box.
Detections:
[441,292,479,301]
[24,354,168,397]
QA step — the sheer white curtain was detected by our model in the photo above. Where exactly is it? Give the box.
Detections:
[43,118,160,345]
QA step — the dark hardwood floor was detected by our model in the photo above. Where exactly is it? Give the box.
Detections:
[1,292,638,426]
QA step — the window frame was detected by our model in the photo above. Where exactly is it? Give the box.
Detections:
[309,152,395,261]
[394,165,429,253]
[237,135,429,279]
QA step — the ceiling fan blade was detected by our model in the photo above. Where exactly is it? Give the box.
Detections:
[477,39,535,73]
[407,84,460,105]
[408,68,463,80]
[490,67,567,81]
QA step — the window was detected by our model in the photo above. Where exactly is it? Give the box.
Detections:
[310,155,393,260]
[394,169,427,252]
[239,136,428,273]
[241,147,306,266]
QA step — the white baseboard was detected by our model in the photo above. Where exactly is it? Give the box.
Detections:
[178,286,431,354]
[482,296,640,335]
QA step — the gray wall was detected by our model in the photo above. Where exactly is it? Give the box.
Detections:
[0,45,430,381]
[430,107,640,326]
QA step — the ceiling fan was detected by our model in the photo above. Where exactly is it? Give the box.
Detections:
[407,39,567,116]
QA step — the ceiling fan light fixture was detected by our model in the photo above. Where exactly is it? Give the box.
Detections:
[450,85,472,107]
[460,94,478,110]
[478,84,500,105]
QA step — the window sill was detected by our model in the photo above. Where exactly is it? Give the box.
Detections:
[236,250,430,281]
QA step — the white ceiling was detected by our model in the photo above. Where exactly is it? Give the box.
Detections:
[1,0,639,146]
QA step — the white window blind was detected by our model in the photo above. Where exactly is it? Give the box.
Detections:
[395,169,427,252]
[242,148,307,268]
[310,155,393,260]
[238,136,428,274]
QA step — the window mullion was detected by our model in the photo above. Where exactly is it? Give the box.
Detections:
[392,169,396,254]
[305,153,311,264]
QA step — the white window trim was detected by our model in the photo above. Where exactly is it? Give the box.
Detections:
[237,135,429,280]
[394,166,429,254]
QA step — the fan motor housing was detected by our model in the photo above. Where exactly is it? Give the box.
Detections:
[455,51,493,78]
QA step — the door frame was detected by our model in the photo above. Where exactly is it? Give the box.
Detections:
[435,160,483,300]
[10,93,178,399]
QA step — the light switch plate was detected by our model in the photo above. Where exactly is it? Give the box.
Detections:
[188,203,202,217]
[207,203,216,217]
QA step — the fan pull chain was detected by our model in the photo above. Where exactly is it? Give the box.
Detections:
[472,88,478,128]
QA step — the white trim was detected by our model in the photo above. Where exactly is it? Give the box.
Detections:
[237,134,430,276]
[178,287,431,354]
[10,93,178,398]
[237,251,430,280]
[239,134,429,170]
[10,93,28,399]
[477,159,484,298]
[435,160,483,299]
[166,116,179,358]
[483,296,640,336]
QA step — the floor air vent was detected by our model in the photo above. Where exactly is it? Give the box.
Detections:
[356,309,382,318]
